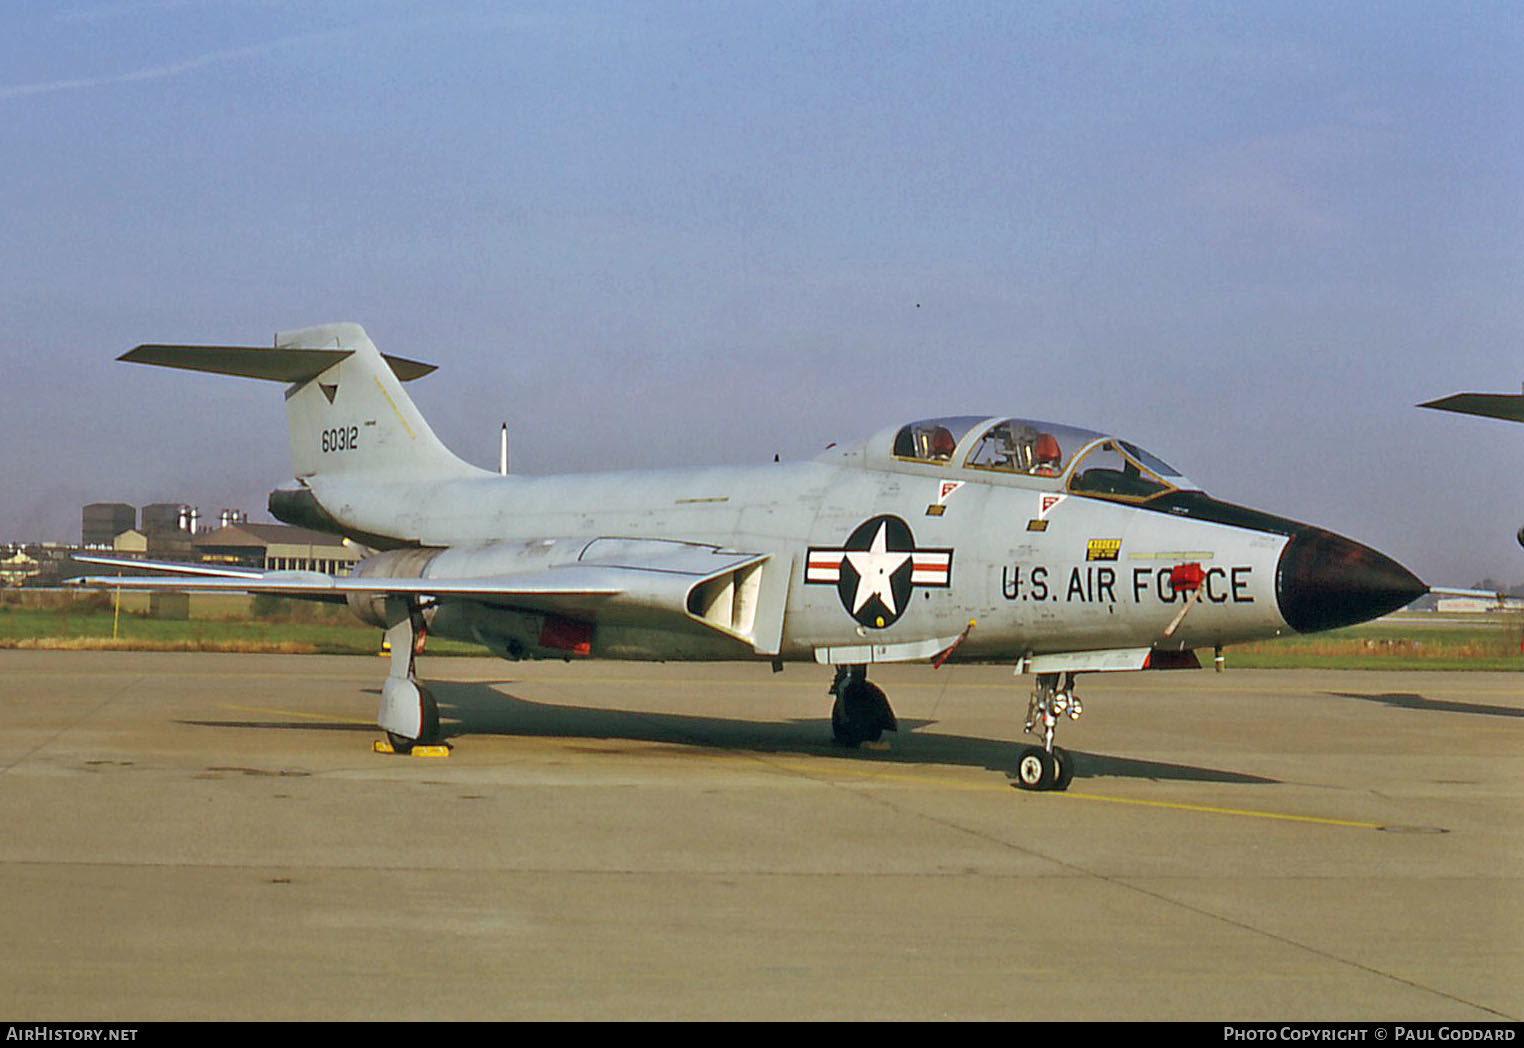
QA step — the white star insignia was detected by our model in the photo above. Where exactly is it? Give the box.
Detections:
[843,521,912,616]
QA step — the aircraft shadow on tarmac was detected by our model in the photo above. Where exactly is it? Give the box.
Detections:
[179,677,1278,786]
[178,717,377,734]
[435,677,1275,785]
[1329,691,1524,719]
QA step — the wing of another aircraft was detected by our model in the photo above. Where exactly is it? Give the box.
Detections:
[1419,391,1524,423]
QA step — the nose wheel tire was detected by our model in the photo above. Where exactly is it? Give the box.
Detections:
[1015,747,1055,790]
[1052,746,1075,791]
[1015,746,1074,792]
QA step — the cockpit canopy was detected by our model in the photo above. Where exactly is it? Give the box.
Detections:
[889,416,1199,502]
[890,416,985,463]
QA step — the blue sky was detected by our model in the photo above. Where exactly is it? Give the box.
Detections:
[1,1,1520,586]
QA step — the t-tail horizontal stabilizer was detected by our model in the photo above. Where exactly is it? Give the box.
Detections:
[122,323,482,484]
[119,344,437,384]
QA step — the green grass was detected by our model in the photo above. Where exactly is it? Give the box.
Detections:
[0,592,479,656]
[1227,613,1524,671]
[2,593,1520,669]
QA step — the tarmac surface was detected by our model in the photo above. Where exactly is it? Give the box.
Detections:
[1,650,1519,1021]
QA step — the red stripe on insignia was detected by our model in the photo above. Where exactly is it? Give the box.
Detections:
[806,552,843,583]
[910,551,951,585]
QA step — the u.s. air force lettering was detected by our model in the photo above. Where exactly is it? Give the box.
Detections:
[806,515,952,629]
[1000,562,1256,604]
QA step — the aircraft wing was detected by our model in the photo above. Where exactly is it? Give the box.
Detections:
[74,560,621,600]
[73,540,779,648]
[73,554,267,579]
[1419,392,1524,423]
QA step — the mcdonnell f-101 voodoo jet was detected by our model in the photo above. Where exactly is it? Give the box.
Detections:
[80,323,1426,789]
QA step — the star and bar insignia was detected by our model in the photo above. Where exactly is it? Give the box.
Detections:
[806,514,953,629]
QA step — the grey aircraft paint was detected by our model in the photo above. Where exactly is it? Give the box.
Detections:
[83,324,1425,790]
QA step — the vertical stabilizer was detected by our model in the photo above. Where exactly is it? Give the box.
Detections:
[278,323,480,481]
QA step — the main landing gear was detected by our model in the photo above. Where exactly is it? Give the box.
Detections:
[1015,671,1082,791]
[829,664,898,747]
[376,598,442,755]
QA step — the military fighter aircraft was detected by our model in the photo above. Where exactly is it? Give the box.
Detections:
[79,323,1426,789]
[1422,381,1524,553]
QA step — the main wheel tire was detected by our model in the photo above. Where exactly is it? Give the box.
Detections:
[1015,746,1057,790]
[830,696,861,747]
[831,679,891,746]
[416,684,441,744]
[384,683,442,754]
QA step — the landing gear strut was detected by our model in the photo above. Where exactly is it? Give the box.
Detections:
[829,664,897,747]
[1015,671,1081,791]
[377,598,441,753]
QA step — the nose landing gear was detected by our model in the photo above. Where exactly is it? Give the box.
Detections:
[1016,671,1081,791]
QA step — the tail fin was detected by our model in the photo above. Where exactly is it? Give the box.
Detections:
[275,323,477,480]
[121,322,481,482]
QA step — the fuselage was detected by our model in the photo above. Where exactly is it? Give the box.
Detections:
[281,416,1425,666]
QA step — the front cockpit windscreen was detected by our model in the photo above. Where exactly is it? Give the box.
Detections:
[1067,438,1199,502]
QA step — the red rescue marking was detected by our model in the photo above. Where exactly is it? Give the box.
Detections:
[1168,562,1205,594]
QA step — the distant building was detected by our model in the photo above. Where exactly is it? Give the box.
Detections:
[138,503,198,558]
[1435,597,1497,614]
[192,523,360,575]
[0,548,40,586]
[112,530,148,553]
[82,503,136,548]
[63,502,364,585]
[140,503,190,537]
[17,544,82,587]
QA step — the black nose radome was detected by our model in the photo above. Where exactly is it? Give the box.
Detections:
[1276,529,1427,634]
